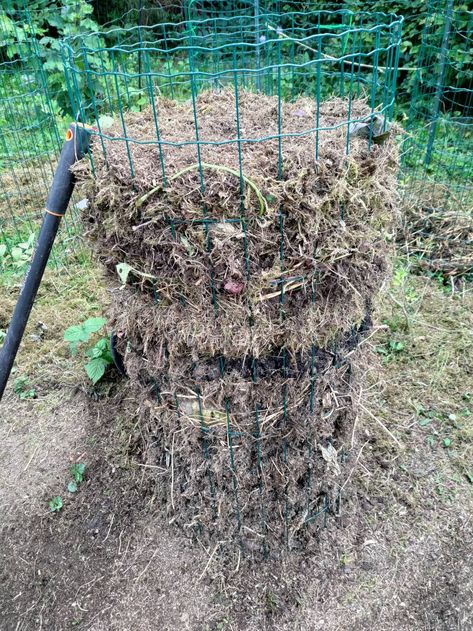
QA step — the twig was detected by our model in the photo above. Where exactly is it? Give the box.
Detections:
[197,543,221,583]
[267,23,392,74]
[340,439,370,491]
[22,445,39,472]
[171,430,177,511]
[358,401,403,447]
[132,218,155,231]
[102,513,115,543]
[134,546,159,582]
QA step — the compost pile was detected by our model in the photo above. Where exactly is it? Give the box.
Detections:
[401,183,473,277]
[76,90,399,555]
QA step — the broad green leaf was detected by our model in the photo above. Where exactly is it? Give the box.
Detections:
[0,244,7,258]
[85,357,107,384]
[67,481,78,493]
[95,338,109,351]
[64,325,87,343]
[11,247,23,261]
[82,317,107,335]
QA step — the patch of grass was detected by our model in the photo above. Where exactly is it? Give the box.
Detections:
[0,244,108,388]
[264,589,282,616]
[366,260,473,509]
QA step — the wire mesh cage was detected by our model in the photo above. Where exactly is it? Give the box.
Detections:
[63,9,402,145]
[61,10,403,554]
[0,5,80,266]
[401,1,473,277]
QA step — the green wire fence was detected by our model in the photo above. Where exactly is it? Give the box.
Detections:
[401,0,472,276]
[59,9,403,551]
[2,0,469,548]
[62,9,402,159]
[0,2,84,267]
[0,0,471,275]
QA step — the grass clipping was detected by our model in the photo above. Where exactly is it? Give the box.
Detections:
[401,181,473,277]
[76,90,399,554]
[76,90,399,359]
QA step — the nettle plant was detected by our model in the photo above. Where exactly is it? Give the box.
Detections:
[64,317,113,384]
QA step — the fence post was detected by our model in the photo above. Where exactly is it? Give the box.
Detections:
[424,0,454,167]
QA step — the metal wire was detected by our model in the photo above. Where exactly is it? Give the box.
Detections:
[59,9,402,551]
[400,0,472,276]
[62,10,403,168]
[0,2,81,266]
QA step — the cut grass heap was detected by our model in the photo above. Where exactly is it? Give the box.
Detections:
[76,89,400,555]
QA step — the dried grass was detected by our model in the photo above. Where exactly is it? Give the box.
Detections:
[76,89,399,358]
[401,181,473,277]
[75,89,400,552]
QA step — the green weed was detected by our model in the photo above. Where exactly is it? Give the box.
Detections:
[14,375,36,400]
[49,496,63,512]
[64,317,113,384]
[0,233,35,271]
[67,463,86,493]
[375,338,406,363]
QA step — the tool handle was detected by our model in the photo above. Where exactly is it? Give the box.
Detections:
[0,123,91,401]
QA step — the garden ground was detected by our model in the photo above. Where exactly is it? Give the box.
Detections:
[0,252,472,630]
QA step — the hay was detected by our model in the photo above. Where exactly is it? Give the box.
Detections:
[401,182,473,277]
[76,89,399,553]
[76,90,399,358]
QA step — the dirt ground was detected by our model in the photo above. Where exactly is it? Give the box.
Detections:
[0,258,472,631]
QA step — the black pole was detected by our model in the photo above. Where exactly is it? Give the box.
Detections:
[0,123,92,401]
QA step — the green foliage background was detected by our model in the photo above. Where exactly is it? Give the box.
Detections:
[1,0,471,115]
